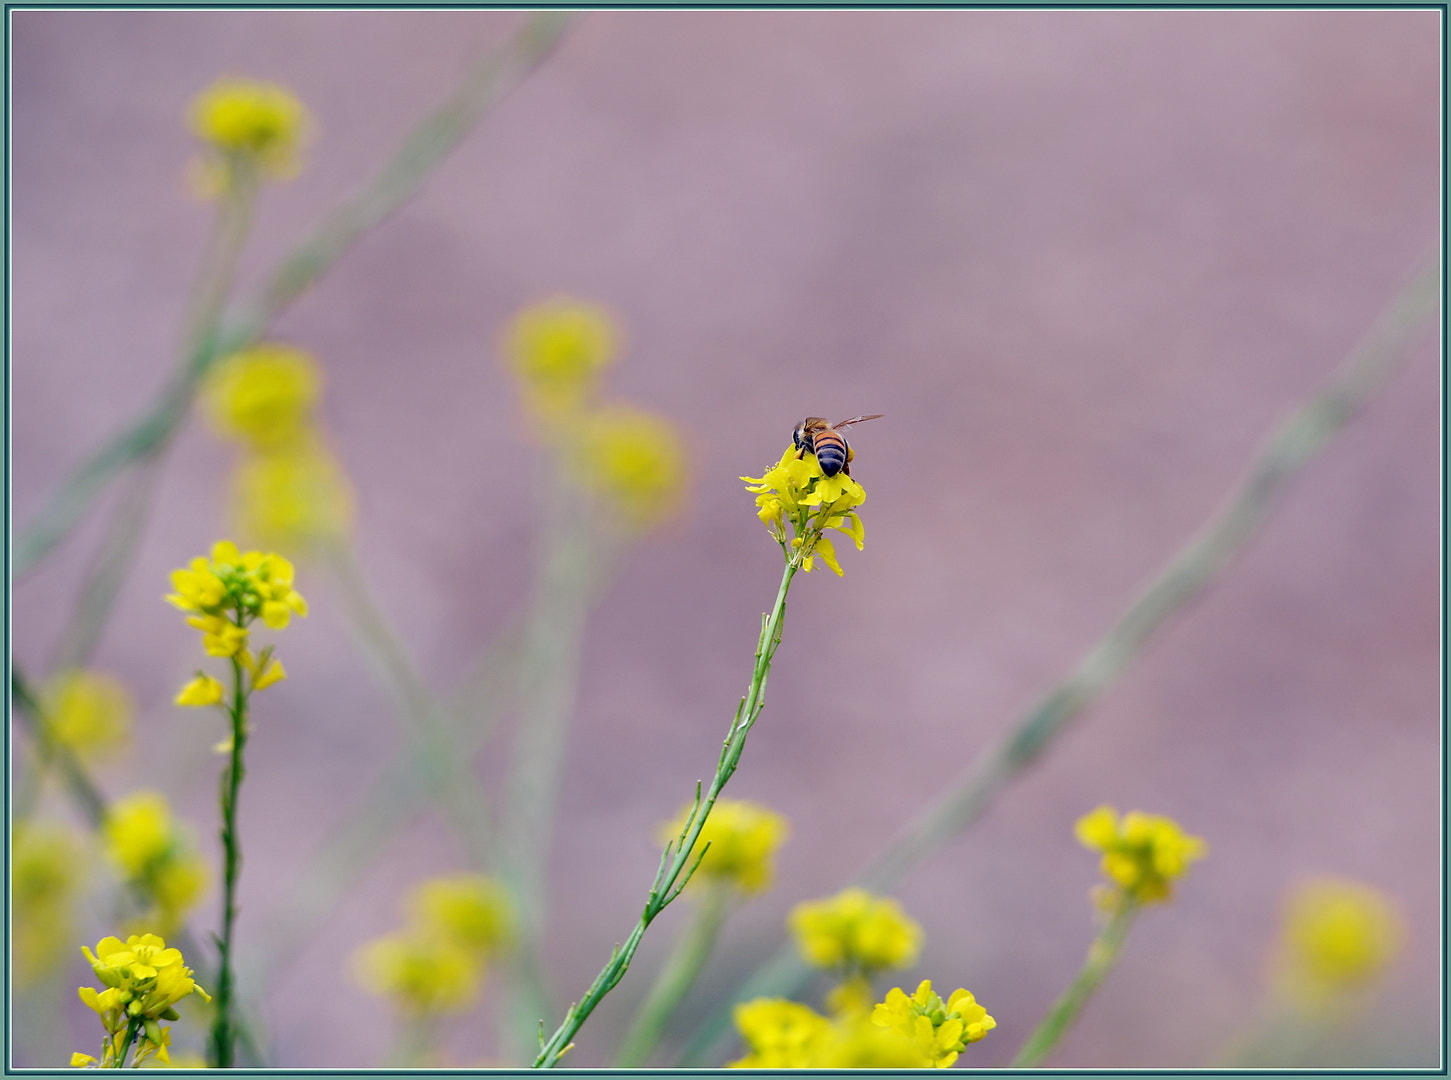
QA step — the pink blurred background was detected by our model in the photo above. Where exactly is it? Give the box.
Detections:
[11,8,1441,1069]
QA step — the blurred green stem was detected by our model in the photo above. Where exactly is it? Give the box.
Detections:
[532,558,800,1068]
[676,253,1441,1066]
[613,884,732,1067]
[14,10,575,576]
[1012,898,1139,1067]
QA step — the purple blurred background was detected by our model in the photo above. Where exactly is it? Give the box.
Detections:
[11,8,1441,1069]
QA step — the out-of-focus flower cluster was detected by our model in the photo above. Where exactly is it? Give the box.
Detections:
[12,823,88,987]
[503,298,686,533]
[789,886,922,975]
[71,934,209,1069]
[660,798,789,896]
[103,791,209,936]
[188,76,310,196]
[1075,805,1207,909]
[1272,876,1406,1014]
[39,670,134,764]
[353,874,515,1020]
[742,446,866,575]
[202,344,354,554]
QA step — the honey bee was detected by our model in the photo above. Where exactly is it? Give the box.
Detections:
[791,414,883,477]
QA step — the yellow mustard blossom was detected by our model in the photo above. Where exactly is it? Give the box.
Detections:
[742,445,867,575]
[503,297,619,424]
[1075,805,1206,907]
[789,887,923,974]
[12,822,88,986]
[659,799,789,895]
[188,76,310,191]
[103,792,209,935]
[872,979,997,1068]
[41,669,134,763]
[569,404,687,531]
[166,540,306,699]
[229,440,354,552]
[75,934,209,1068]
[407,874,514,959]
[1273,877,1406,1012]
[202,343,322,450]
[353,930,483,1018]
[174,674,225,707]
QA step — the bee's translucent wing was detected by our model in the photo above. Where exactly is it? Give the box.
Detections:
[833,414,884,429]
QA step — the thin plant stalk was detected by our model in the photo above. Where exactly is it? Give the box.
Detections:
[210,653,250,1069]
[676,253,1440,1067]
[613,883,733,1068]
[532,558,800,1069]
[14,10,575,577]
[1012,899,1140,1067]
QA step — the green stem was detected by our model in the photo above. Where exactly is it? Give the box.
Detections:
[13,10,576,577]
[613,884,733,1067]
[532,558,799,1069]
[209,653,249,1069]
[1012,899,1140,1067]
[675,252,1441,1067]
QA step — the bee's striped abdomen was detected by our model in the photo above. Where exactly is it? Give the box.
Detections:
[812,430,849,476]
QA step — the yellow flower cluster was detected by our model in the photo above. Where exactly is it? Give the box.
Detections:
[730,978,993,1069]
[659,799,790,896]
[167,540,306,704]
[103,792,209,935]
[12,823,87,987]
[502,298,687,533]
[872,979,997,1068]
[789,887,922,975]
[40,668,133,764]
[742,446,866,574]
[188,76,310,195]
[71,934,209,1069]
[202,344,354,553]
[1274,877,1406,1012]
[354,874,515,1019]
[1075,805,1207,908]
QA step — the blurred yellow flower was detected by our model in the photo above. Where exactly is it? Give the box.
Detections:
[660,799,789,895]
[789,887,922,974]
[353,930,482,1018]
[103,792,208,934]
[1075,805,1206,907]
[41,668,133,763]
[729,998,834,1068]
[503,297,619,423]
[230,440,354,552]
[202,343,322,450]
[12,822,88,986]
[571,404,687,531]
[407,874,514,960]
[188,76,310,189]
[1274,876,1406,1011]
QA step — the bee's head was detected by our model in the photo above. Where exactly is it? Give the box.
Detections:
[791,420,808,451]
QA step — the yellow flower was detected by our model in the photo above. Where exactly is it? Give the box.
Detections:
[202,343,322,450]
[570,404,687,530]
[728,998,834,1068]
[353,930,483,1017]
[12,822,87,986]
[1274,877,1406,1011]
[1075,805,1207,906]
[76,935,208,1067]
[742,446,867,574]
[103,792,208,933]
[872,979,997,1068]
[188,76,310,188]
[230,439,354,551]
[407,875,514,959]
[174,674,225,707]
[41,669,133,763]
[659,799,789,895]
[789,887,923,974]
[503,297,619,423]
